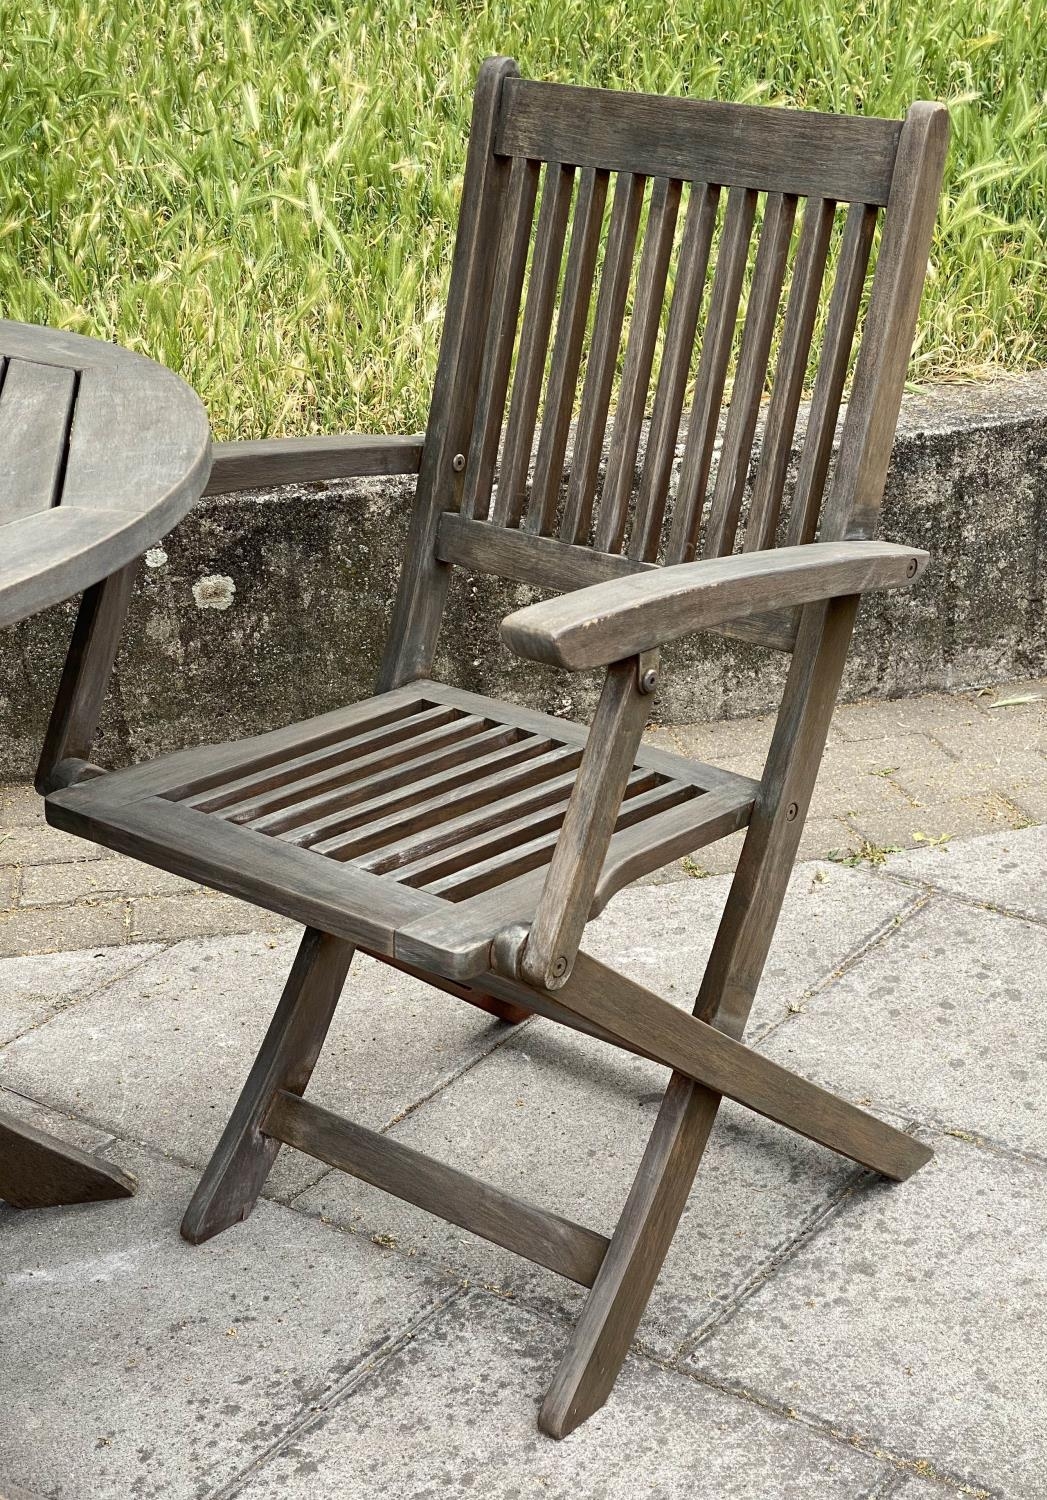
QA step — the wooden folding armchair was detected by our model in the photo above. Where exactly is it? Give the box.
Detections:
[43,61,948,1436]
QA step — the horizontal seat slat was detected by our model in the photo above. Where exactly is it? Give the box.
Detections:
[497,79,901,204]
[145,684,428,805]
[428,779,695,901]
[291,732,553,849]
[181,699,434,812]
[328,746,583,865]
[242,721,522,838]
[230,715,490,830]
[387,767,661,888]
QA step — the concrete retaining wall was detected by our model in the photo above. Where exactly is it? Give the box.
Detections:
[2,374,1045,778]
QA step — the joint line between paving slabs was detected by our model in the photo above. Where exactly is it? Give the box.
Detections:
[876,870,1047,932]
[676,1362,1000,1499]
[677,1163,877,1358]
[0,937,178,1047]
[207,1283,469,1500]
[752,888,931,1047]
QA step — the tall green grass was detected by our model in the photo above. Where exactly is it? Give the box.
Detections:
[0,0,1043,438]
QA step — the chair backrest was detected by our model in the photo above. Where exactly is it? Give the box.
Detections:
[381,59,948,684]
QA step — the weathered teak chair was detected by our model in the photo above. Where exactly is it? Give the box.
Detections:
[44,62,948,1435]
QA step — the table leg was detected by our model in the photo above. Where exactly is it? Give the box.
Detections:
[0,1108,136,1209]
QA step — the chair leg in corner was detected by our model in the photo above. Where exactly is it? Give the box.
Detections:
[181,927,354,1244]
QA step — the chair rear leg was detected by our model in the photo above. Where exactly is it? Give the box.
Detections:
[181,927,354,1244]
[540,597,860,1437]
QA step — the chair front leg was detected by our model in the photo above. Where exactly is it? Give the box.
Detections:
[539,594,866,1437]
[181,928,354,1244]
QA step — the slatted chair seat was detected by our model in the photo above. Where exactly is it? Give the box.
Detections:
[39,59,948,1439]
[50,681,757,976]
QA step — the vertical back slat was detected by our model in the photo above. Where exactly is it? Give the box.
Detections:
[744,197,836,552]
[559,172,647,545]
[526,168,610,534]
[461,157,542,519]
[665,187,758,564]
[628,183,720,562]
[822,104,949,542]
[786,202,877,546]
[703,192,797,559]
[594,177,682,554]
[492,162,575,528]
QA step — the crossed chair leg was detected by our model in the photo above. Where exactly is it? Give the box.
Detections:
[182,599,932,1437]
[180,915,930,1435]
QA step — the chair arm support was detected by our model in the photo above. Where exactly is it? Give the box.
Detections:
[499,541,928,671]
[203,433,425,495]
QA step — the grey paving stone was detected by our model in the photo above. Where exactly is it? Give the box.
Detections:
[232,1292,889,1500]
[0,1086,112,1155]
[0,942,162,1043]
[892,1481,974,1500]
[757,894,1047,1154]
[830,693,993,746]
[586,858,914,1039]
[0,823,109,866]
[129,889,296,941]
[0,1141,450,1500]
[690,1135,1045,1500]
[846,793,1027,851]
[0,899,129,958]
[0,933,517,1200]
[19,857,197,906]
[0,781,44,826]
[883,823,1047,925]
[297,1020,860,1357]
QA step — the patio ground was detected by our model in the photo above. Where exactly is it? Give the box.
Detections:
[1,680,1044,1499]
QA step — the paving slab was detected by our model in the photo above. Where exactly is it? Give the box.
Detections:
[689,1135,1046,1500]
[18,859,197,906]
[0,933,518,1201]
[128,890,295,942]
[0,942,162,1044]
[296,1021,861,1356]
[882,823,1047,925]
[757,893,1047,1155]
[231,1291,891,1500]
[892,1482,976,1500]
[0,823,109,867]
[0,1086,112,1155]
[589,858,914,1039]
[0,899,128,957]
[0,1141,451,1500]
[846,792,1028,850]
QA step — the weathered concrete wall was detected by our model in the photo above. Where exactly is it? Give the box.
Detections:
[2,374,1045,777]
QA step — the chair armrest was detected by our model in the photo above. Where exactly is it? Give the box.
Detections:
[203,433,425,495]
[499,541,928,670]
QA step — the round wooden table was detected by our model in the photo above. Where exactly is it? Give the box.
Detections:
[0,319,211,1208]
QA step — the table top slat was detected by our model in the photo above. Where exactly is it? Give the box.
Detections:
[0,357,77,521]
